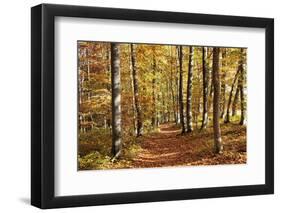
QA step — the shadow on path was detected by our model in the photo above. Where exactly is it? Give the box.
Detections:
[132,123,246,168]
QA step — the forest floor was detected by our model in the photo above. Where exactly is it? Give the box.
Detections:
[79,122,246,170]
[131,123,246,168]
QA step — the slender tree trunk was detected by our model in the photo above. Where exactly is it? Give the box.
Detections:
[220,49,226,119]
[212,47,223,154]
[79,71,83,104]
[157,94,161,126]
[166,79,170,122]
[105,45,112,128]
[175,59,179,124]
[224,63,240,123]
[208,76,213,114]
[86,48,91,80]
[195,96,200,129]
[239,48,246,125]
[206,48,214,115]
[170,51,177,123]
[232,84,240,116]
[129,46,137,135]
[178,46,185,133]
[162,90,166,123]
[130,44,143,136]
[151,53,157,128]
[186,47,194,132]
[201,47,209,129]
[80,71,85,104]
[111,43,122,159]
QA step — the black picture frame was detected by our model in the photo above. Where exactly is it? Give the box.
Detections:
[31,3,274,209]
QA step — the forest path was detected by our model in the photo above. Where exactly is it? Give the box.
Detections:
[132,123,246,168]
[132,123,195,168]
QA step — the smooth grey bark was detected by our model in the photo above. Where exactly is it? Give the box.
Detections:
[201,47,209,129]
[239,48,246,125]
[208,55,214,115]
[111,43,122,159]
[178,46,186,134]
[130,44,143,136]
[220,49,226,119]
[186,47,194,132]
[212,47,223,154]
[129,45,137,135]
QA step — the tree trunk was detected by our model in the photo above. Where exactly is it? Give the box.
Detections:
[162,90,166,123]
[232,84,240,116]
[201,47,209,129]
[178,46,185,133]
[130,44,143,136]
[151,53,157,128]
[111,43,122,159]
[208,78,213,114]
[186,47,194,132]
[220,49,226,119]
[224,66,240,123]
[86,48,91,80]
[105,44,112,129]
[239,48,246,125]
[170,47,177,123]
[212,47,223,154]
[166,79,170,122]
[175,57,180,124]
[129,45,137,135]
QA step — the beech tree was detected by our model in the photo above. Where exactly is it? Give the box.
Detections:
[151,51,157,128]
[201,47,209,129]
[239,48,246,125]
[212,47,223,154]
[131,44,143,136]
[220,49,227,119]
[178,45,185,134]
[78,42,247,170]
[169,47,177,123]
[129,46,137,135]
[186,47,194,132]
[111,43,122,159]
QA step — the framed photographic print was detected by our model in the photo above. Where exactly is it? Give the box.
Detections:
[31,3,274,209]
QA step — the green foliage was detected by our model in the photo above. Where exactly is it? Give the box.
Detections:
[79,128,111,156]
[78,151,111,170]
[230,114,241,123]
[78,128,142,170]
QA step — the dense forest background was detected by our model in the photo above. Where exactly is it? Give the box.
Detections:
[78,41,247,170]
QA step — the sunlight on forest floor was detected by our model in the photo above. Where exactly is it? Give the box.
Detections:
[77,42,247,171]
[78,122,246,170]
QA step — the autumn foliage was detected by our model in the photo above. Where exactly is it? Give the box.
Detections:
[78,41,247,170]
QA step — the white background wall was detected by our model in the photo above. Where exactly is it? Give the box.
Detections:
[0,0,279,212]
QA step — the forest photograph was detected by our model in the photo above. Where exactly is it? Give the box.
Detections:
[78,41,247,170]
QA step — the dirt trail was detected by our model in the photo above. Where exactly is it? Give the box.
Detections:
[132,123,246,168]
[132,123,195,168]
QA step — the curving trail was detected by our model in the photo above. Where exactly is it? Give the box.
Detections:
[132,123,246,168]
